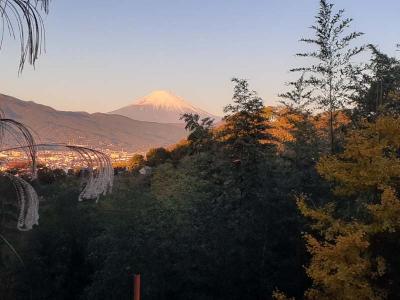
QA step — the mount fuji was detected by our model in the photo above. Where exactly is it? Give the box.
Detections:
[109,90,219,124]
[0,93,187,152]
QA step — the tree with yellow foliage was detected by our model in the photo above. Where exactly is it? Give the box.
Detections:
[299,116,400,299]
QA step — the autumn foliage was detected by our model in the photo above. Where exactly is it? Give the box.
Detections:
[299,116,400,299]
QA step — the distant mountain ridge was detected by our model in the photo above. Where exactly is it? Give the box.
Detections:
[0,94,187,152]
[109,90,219,123]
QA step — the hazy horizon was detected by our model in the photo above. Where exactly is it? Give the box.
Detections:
[1,0,399,115]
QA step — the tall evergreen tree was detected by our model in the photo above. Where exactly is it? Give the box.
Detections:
[221,78,273,160]
[219,78,275,198]
[292,0,365,153]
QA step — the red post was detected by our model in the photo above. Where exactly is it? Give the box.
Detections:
[134,274,141,300]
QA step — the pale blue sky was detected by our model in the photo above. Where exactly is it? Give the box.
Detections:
[0,0,399,115]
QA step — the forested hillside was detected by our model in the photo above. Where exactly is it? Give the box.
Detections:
[0,94,186,151]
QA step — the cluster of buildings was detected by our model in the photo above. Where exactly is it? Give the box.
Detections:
[0,148,138,172]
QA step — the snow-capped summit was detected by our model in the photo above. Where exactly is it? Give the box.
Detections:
[109,90,218,124]
[135,90,198,112]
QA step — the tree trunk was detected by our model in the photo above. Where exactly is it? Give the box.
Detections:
[329,75,335,154]
[330,108,334,154]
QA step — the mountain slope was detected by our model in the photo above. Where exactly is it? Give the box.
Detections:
[0,94,187,152]
[109,90,219,123]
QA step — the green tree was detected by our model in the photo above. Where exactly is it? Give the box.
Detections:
[280,72,313,112]
[180,113,214,153]
[278,75,329,198]
[83,174,194,300]
[127,154,145,172]
[222,78,271,152]
[353,45,400,119]
[37,167,67,185]
[145,147,170,167]
[219,78,275,198]
[292,0,365,153]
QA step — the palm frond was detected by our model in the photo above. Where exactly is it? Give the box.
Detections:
[0,118,38,178]
[0,0,51,72]
[1,143,114,202]
[0,116,113,231]
[3,173,39,231]
[0,233,25,265]
[66,145,114,202]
